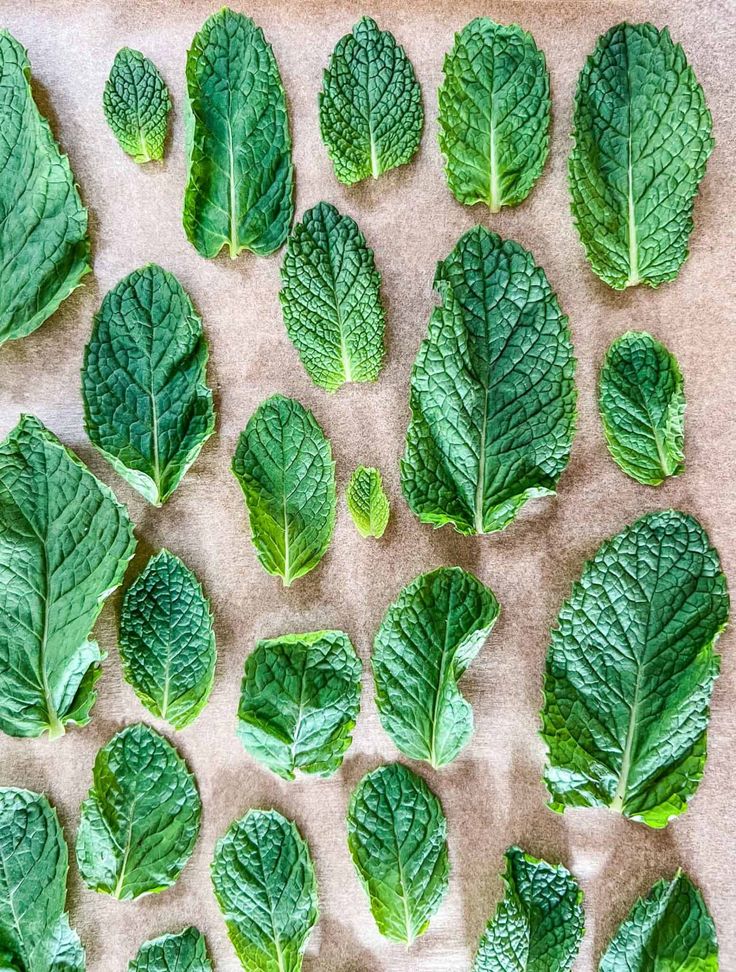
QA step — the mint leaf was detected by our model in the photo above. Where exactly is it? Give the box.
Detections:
[346,466,389,538]
[76,724,201,899]
[373,567,499,767]
[439,19,550,211]
[599,331,685,486]
[82,264,215,506]
[129,928,212,972]
[570,23,713,289]
[183,8,294,258]
[0,788,85,972]
[279,202,386,392]
[0,31,90,346]
[600,872,717,971]
[473,847,583,972]
[211,809,318,972]
[120,551,216,730]
[238,630,361,780]
[347,763,449,944]
[542,510,728,829]
[0,415,136,739]
[401,227,576,535]
[319,17,423,185]
[232,395,336,586]
[103,48,171,163]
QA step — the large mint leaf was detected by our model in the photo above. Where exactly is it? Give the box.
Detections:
[0,788,85,972]
[82,264,215,506]
[439,19,550,211]
[569,23,713,289]
[401,227,576,535]
[129,927,212,972]
[0,415,136,739]
[542,510,728,829]
[0,31,90,346]
[373,567,499,767]
[103,48,171,163]
[183,8,293,258]
[346,465,390,539]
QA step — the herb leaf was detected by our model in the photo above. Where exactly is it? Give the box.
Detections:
[103,48,171,163]
[542,510,728,828]
[346,466,390,538]
[373,567,499,767]
[129,927,212,972]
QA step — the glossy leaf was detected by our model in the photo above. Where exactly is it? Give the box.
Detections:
[129,928,212,972]
[346,465,390,538]
[103,48,171,163]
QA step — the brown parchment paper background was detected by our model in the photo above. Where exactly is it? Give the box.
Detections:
[0,0,734,968]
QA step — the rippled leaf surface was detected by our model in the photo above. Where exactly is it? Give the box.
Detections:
[129,927,212,972]
[103,48,171,163]
[346,465,389,538]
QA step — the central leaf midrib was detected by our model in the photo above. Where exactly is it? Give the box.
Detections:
[321,218,353,384]
[623,27,640,287]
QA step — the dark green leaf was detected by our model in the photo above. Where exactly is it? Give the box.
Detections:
[129,927,212,972]
[346,466,389,538]
[103,48,171,163]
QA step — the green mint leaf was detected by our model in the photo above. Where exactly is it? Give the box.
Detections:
[119,551,216,730]
[473,846,584,972]
[279,202,386,392]
[599,872,717,971]
[542,510,728,829]
[76,724,201,900]
[346,465,390,538]
[599,331,685,486]
[211,809,318,972]
[237,629,361,780]
[103,48,171,163]
[129,928,212,972]
[82,264,215,506]
[0,31,90,346]
[0,788,85,972]
[373,567,499,767]
[439,19,550,211]
[183,8,294,258]
[347,763,449,945]
[401,227,576,535]
[231,395,336,586]
[0,415,136,739]
[319,17,423,185]
[569,23,713,289]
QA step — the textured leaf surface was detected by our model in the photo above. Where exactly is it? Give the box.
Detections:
[0,788,85,972]
[542,511,728,829]
[232,395,336,586]
[373,567,499,767]
[599,872,717,972]
[473,846,583,972]
[0,415,135,739]
[238,630,361,780]
[438,19,550,211]
[569,23,713,289]
[120,550,216,730]
[319,16,423,185]
[599,331,685,486]
[401,227,576,535]
[347,763,449,944]
[211,809,318,972]
[279,202,386,392]
[82,264,215,506]
[0,31,90,346]
[183,8,293,258]
[129,927,212,972]
[103,48,171,163]
[346,465,389,538]
[76,724,201,899]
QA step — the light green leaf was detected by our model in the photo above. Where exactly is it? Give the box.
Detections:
[473,846,583,972]
[119,550,216,730]
[542,510,728,829]
[0,31,90,346]
[319,16,423,185]
[237,630,361,780]
[76,724,201,900]
[211,809,318,972]
[346,466,389,538]
[569,23,713,289]
[82,264,215,506]
[279,202,386,392]
[231,395,336,586]
[347,763,449,945]
[0,788,85,972]
[183,8,294,258]
[401,226,576,535]
[129,927,212,972]
[438,19,550,211]
[599,331,685,486]
[103,48,171,163]
[0,415,136,739]
[373,567,499,767]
